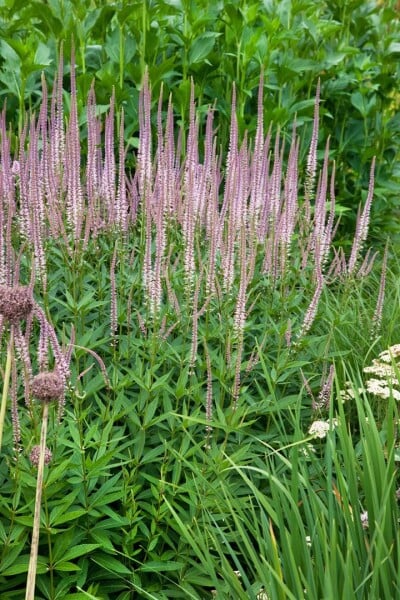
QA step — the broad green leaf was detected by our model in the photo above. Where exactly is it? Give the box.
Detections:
[188,32,220,64]
[0,39,21,69]
[34,42,52,67]
[388,42,400,53]
[350,91,367,117]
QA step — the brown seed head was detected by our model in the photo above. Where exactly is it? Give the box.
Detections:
[31,371,64,403]
[29,444,52,467]
[0,285,33,323]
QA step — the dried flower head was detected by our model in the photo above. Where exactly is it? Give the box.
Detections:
[0,285,33,323]
[29,445,52,467]
[31,371,64,403]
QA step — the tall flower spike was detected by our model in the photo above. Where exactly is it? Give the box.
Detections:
[348,157,375,274]
[249,71,265,227]
[305,78,320,204]
[110,244,118,341]
[53,42,65,176]
[65,43,84,245]
[138,68,152,202]
[102,87,116,223]
[298,258,324,340]
[84,82,100,247]
[116,107,128,233]
[182,79,198,295]
[311,137,330,266]
[313,364,335,410]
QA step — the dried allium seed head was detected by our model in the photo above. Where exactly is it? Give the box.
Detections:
[31,371,64,403]
[0,285,33,323]
[29,445,52,467]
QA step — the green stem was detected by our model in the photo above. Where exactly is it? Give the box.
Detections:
[0,329,14,452]
[119,25,124,90]
[141,1,147,77]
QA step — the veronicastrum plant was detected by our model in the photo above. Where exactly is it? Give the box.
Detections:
[0,0,399,237]
[0,55,397,598]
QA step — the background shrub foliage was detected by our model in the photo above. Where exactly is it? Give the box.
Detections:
[0,1,399,599]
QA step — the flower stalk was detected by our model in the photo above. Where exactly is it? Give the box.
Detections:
[26,370,64,600]
[0,329,13,451]
[25,399,49,600]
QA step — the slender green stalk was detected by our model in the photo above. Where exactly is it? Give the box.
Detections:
[25,401,49,600]
[119,24,124,90]
[0,329,14,451]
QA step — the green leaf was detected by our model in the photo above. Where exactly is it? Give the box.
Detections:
[139,560,185,572]
[0,39,21,69]
[91,554,132,576]
[62,544,101,562]
[188,32,220,64]
[1,554,47,576]
[143,397,159,425]
[34,42,52,67]
[388,42,400,53]
[55,561,82,571]
[0,541,26,572]
[46,460,72,486]
[89,529,115,552]
[68,593,101,600]
[350,91,367,117]
[52,509,88,526]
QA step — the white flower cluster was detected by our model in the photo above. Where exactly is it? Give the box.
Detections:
[360,510,369,529]
[379,344,400,362]
[299,443,316,458]
[308,418,338,439]
[341,344,400,402]
[366,378,400,401]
